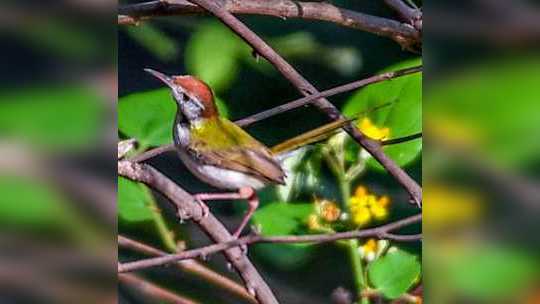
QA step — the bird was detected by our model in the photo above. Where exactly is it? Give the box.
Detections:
[144,68,375,238]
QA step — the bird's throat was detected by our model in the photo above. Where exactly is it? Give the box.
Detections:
[173,111,191,148]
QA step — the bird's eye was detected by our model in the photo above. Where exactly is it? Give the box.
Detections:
[182,94,190,102]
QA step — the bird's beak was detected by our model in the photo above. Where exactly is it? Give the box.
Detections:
[144,68,175,88]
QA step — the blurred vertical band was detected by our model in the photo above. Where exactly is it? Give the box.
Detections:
[425,1,540,303]
[0,0,116,303]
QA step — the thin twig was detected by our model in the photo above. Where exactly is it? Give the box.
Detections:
[119,235,257,303]
[119,214,421,273]
[235,66,422,127]
[382,132,422,146]
[130,143,175,163]
[120,273,199,304]
[118,0,420,49]
[118,160,278,304]
[185,0,422,207]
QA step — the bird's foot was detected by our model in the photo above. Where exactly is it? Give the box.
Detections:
[193,196,210,220]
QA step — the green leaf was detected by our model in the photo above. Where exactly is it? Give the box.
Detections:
[368,248,421,299]
[253,202,313,236]
[125,23,179,62]
[0,87,102,151]
[252,202,316,269]
[118,177,154,222]
[343,58,422,169]
[185,21,243,92]
[118,88,229,147]
[118,88,175,147]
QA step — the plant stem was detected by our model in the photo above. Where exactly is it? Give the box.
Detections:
[338,174,369,304]
[141,184,178,252]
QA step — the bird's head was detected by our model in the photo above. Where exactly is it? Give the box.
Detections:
[144,68,218,122]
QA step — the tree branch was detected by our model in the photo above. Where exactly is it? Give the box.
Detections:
[384,0,422,32]
[119,235,257,303]
[119,214,421,273]
[118,160,278,304]
[118,0,420,50]
[185,0,422,207]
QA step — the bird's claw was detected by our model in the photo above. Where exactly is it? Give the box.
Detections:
[194,197,209,220]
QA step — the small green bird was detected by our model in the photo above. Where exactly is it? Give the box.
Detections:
[145,68,360,238]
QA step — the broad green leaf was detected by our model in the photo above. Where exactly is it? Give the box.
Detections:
[253,202,313,236]
[125,24,179,62]
[0,87,102,151]
[118,88,229,147]
[343,58,422,169]
[368,249,421,299]
[118,177,178,250]
[252,202,315,269]
[118,88,175,147]
[185,21,243,92]
[118,177,154,222]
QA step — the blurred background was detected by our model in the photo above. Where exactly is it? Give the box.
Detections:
[0,0,116,303]
[424,1,540,303]
[1,0,539,303]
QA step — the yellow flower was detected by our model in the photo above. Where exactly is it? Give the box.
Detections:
[370,195,390,220]
[357,117,390,141]
[352,206,372,226]
[307,214,321,231]
[349,185,391,226]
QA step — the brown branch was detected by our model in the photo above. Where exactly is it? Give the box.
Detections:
[118,0,420,49]
[118,160,278,304]
[130,143,175,163]
[119,235,257,303]
[185,0,422,207]
[384,0,422,31]
[129,66,422,164]
[120,273,199,304]
[119,214,421,273]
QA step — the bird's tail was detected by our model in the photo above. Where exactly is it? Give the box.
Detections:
[270,102,391,156]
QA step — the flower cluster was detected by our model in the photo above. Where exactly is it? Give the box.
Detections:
[307,198,342,232]
[359,239,378,262]
[358,238,390,262]
[357,117,390,141]
[349,186,391,227]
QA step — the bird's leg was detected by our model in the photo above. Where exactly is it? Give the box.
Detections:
[193,187,258,238]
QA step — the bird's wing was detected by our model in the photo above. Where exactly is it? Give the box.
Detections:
[189,118,286,184]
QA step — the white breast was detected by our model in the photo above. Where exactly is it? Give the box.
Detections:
[177,149,266,190]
